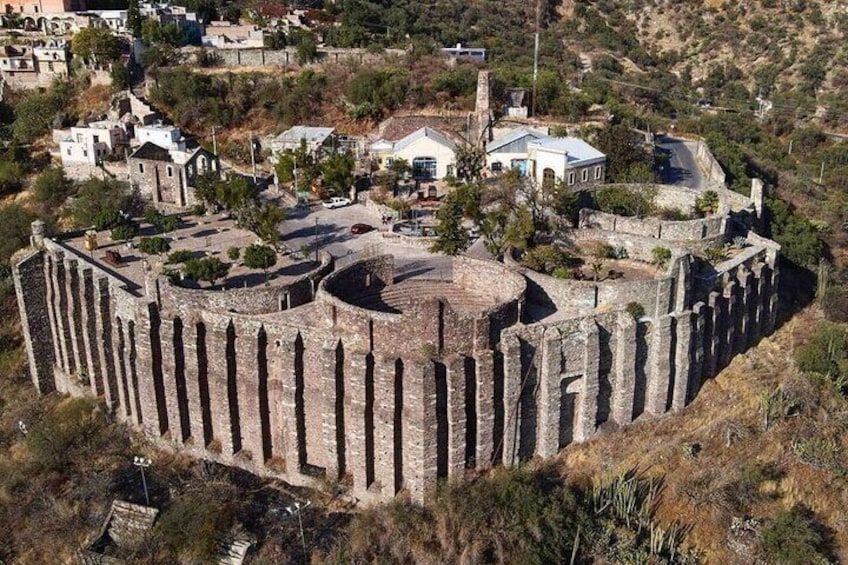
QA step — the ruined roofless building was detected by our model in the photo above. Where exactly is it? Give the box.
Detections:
[13,181,779,503]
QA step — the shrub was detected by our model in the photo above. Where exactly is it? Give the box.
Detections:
[594,185,656,217]
[626,302,645,320]
[137,236,170,255]
[32,166,72,207]
[184,257,229,286]
[242,244,277,276]
[695,190,720,216]
[761,507,830,565]
[704,246,727,263]
[552,266,572,279]
[110,221,139,242]
[156,488,236,562]
[522,244,572,275]
[166,249,194,264]
[227,247,240,261]
[651,246,672,269]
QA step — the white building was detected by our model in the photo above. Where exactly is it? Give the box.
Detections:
[527,136,606,188]
[0,39,70,89]
[58,121,127,166]
[370,127,457,180]
[134,123,185,151]
[271,126,336,155]
[485,129,545,176]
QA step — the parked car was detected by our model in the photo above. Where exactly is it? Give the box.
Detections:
[350,223,375,235]
[322,196,352,209]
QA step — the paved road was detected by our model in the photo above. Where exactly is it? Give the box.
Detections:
[280,202,385,259]
[656,136,706,190]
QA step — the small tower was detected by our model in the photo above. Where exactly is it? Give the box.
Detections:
[30,219,45,249]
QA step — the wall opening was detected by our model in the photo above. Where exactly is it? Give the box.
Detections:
[596,326,613,427]
[196,322,213,447]
[116,317,131,419]
[365,353,375,487]
[173,317,191,442]
[226,322,242,454]
[99,284,118,408]
[435,361,449,479]
[464,356,477,469]
[632,322,649,420]
[128,321,143,425]
[437,301,445,354]
[518,339,537,461]
[559,378,578,448]
[492,351,505,465]
[666,317,678,412]
[57,263,75,374]
[148,307,168,436]
[393,358,404,494]
[295,333,307,469]
[258,327,272,462]
[331,340,346,477]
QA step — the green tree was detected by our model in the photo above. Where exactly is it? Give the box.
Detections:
[431,198,469,256]
[389,157,410,178]
[12,83,74,142]
[761,507,829,565]
[320,152,355,195]
[594,124,652,183]
[695,190,720,216]
[137,236,170,255]
[0,203,36,265]
[69,179,137,229]
[455,145,485,183]
[126,0,143,38]
[32,166,72,207]
[295,33,318,64]
[184,257,229,287]
[0,159,25,195]
[215,174,257,211]
[243,244,277,282]
[71,27,124,65]
[110,221,139,242]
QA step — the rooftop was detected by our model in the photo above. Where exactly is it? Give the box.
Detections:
[276,126,335,145]
[487,128,544,153]
[58,213,312,293]
[393,127,457,152]
[529,136,607,164]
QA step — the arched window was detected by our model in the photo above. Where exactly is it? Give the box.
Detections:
[582,168,589,182]
[542,167,555,189]
[491,161,503,172]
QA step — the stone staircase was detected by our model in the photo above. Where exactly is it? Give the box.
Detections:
[345,280,496,314]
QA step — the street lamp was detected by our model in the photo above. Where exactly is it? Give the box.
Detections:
[286,500,312,556]
[133,456,152,506]
[313,217,319,263]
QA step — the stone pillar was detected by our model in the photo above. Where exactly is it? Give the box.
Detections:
[576,319,599,442]
[64,259,86,378]
[404,360,437,503]
[79,268,102,397]
[206,325,232,456]
[182,320,207,448]
[113,317,133,423]
[646,315,673,416]
[751,263,766,342]
[53,255,75,379]
[319,342,342,478]
[706,291,723,379]
[612,312,637,425]
[672,313,692,412]
[374,356,396,495]
[691,303,707,397]
[501,335,522,467]
[766,263,780,334]
[12,251,56,394]
[536,327,562,458]
[236,324,262,463]
[134,309,164,437]
[94,277,119,409]
[736,267,752,352]
[722,281,738,368]
[158,319,182,443]
[346,351,369,494]
[474,351,495,469]
[279,333,302,472]
[446,355,466,477]
[43,254,63,378]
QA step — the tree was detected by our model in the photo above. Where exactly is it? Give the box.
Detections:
[455,145,485,183]
[389,157,410,178]
[215,174,257,211]
[137,236,171,255]
[193,171,221,208]
[594,124,653,183]
[71,27,124,66]
[0,203,36,265]
[0,159,25,195]
[320,152,355,196]
[110,221,139,242]
[275,140,318,192]
[184,257,229,287]
[695,190,720,216]
[243,244,277,282]
[32,166,72,208]
[431,198,469,256]
[295,33,318,64]
[70,179,138,229]
[126,0,143,38]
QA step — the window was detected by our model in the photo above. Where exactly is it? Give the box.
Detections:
[582,168,589,182]
[92,135,99,143]
[568,172,575,186]
[385,157,394,168]
[66,148,71,156]
[542,167,555,189]
[138,163,144,173]
[412,157,438,179]
[83,150,88,157]
[47,62,53,71]
[76,133,83,143]
[167,166,173,178]
[491,161,503,172]
[595,165,602,180]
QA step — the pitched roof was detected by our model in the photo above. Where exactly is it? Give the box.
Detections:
[487,128,544,153]
[529,136,606,165]
[393,127,457,152]
[130,141,172,162]
[276,126,335,145]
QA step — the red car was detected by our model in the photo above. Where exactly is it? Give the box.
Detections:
[350,223,375,234]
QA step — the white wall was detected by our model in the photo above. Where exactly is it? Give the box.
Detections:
[136,126,182,149]
[393,136,456,179]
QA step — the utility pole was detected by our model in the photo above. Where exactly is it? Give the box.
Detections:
[788,139,793,155]
[287,501,312,557]
[531,0,541,118]
[133,456,152,506]
[211,126,217,156]
[249,135,257,183]
[819,161,825,184]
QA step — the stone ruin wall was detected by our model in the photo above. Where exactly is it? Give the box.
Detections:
[12,194,780,503]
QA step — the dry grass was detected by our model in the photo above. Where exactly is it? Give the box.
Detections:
[559,307,848,563]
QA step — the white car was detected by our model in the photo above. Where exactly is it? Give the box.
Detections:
[322,196,352,209]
